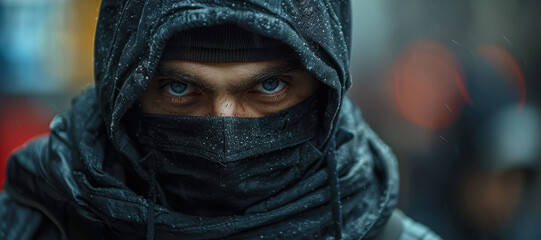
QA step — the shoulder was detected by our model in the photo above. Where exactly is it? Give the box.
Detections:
[5,88,101,190]
[0,192,61,240]
[373,209,442,240]
[400,212,442,240]
[1,87,103,240]
[7,87,102,175]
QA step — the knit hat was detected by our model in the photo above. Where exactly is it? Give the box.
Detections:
[162,24,298,62]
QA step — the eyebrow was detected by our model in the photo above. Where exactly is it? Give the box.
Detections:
[154,61,304,92]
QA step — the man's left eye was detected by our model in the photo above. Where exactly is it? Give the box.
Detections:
[254,78,286,94]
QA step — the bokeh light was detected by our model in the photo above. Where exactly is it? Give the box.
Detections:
[389,40,472,130]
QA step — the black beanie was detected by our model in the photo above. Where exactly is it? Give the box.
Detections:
[162,24,298,62]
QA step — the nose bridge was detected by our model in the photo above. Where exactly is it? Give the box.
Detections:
[212,95,236,117]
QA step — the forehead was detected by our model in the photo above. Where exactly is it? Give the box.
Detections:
[158,60,298,76]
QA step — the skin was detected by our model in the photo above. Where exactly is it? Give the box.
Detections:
[458,166,527,233]
[139,60,318,117]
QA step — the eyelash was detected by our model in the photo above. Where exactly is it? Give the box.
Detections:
[159,77,292,104]
[160,81,200,104]
[250,81,290,101]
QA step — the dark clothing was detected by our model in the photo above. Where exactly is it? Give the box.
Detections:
[1,0,439,239]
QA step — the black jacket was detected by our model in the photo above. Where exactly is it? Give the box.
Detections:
[1,0,439,239]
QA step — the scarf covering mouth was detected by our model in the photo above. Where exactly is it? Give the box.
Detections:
[130,95,321,163]
[125,96,324,217]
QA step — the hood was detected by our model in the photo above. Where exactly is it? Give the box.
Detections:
[94,0,352,156]
[92,0,397,239]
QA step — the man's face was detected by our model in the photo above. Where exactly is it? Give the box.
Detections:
[139,60,318,117]
[459,166,527,232]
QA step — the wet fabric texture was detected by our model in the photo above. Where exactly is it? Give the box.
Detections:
[127,97,323,216]
[0,0,439,240]
[130,96,320,163]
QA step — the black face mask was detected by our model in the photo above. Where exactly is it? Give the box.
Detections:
[128,96,323,216]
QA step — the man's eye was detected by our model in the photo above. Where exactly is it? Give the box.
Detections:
[254,78,286,94]
[164,81,194,96]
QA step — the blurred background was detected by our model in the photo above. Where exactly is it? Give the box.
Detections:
[0,0,539,239]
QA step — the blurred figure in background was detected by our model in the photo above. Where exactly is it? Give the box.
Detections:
[346,2,541,238]
[453,104,541,240]
[407,56,541,239]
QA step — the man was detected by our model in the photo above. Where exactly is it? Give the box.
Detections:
[0,0,439,239]
[409,103,541,240]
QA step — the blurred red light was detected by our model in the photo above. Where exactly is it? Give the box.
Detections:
[0,100,53,189]
[389,39,471,130]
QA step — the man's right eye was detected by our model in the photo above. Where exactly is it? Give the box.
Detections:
[164,81,195,96]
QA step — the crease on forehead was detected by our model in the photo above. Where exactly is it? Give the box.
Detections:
[154,60,304,91]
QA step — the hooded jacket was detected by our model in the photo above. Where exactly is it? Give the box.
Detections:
[0,0,439,239]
